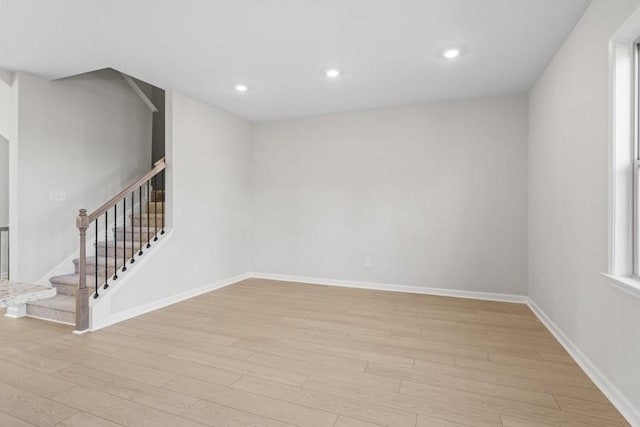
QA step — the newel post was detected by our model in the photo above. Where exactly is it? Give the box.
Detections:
[75,209,90,332]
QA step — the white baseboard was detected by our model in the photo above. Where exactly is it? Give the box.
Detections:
[91,272,252,331]
[526,298,639,426]
[25,313,74,326]
[4,303,26,318]
[93,272,526,331]
[249,272,528,304]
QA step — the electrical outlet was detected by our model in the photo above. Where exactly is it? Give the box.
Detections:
[193,262,200,272]
[177,206,183,217]
[365,257,373,268]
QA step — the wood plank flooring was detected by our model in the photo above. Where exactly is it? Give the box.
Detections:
[0,278,630,426]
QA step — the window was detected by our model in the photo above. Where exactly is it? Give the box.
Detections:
[606,22,640,298]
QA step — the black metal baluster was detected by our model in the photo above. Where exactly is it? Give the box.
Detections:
[103,211,109,290]
[146,181,151,248]
[94,219,99,298]
[130,190,136,264]
[161,169,165,235]
[113,204,118,280]
[122,195,127,272]
[153,176,158,241]
[138,185,143,256]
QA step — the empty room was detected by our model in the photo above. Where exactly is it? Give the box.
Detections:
[0,0,639,426]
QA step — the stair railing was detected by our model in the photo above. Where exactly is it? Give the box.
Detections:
[75,158,166,331]
[0,226,8,281]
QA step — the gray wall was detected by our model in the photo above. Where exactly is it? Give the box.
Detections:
[251,95,529,295]
[110,90,252,314]
[0,134,7,229]
[0,72,10,140]
[15,69,152,282]
[529,0,640,413]
[0,135,7,227]
[151,87,165,165]
[0,74,9,227]
[0,135,7,277]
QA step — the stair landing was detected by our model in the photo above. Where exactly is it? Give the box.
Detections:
[0,280,56,308]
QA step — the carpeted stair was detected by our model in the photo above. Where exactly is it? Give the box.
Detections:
[25,190,165,325]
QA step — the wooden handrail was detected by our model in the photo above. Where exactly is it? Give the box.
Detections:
[85,158,165,223]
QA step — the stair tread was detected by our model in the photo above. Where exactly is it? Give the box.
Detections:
[113,226,158,232]
[27,294,75,312]
[73,256,119,266]
[96,240,143,248]
[128,215,165,227]
[50,273,104,286]
[131,212,165,216]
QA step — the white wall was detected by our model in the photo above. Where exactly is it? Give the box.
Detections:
[0,136,7,226]
[251,95,528,295]
[0,135,7,277]
[0,71,10,140]
[15,69,152,282]
[0,74,10,227]
[528,0,640,418]
[108,90,252,314]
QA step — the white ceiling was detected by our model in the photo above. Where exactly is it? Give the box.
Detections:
[0,0,590,122]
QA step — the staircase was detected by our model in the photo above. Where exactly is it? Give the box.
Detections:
[25,159,166,329]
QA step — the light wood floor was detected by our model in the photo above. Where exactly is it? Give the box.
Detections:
[0,278,629,427]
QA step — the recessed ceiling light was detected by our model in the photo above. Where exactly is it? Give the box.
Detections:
[443,48,461,59]
[234,84,249,93]
[325,68,342,78]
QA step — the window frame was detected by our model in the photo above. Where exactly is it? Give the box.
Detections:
[604,21,640,299]
[633,41,640,278]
